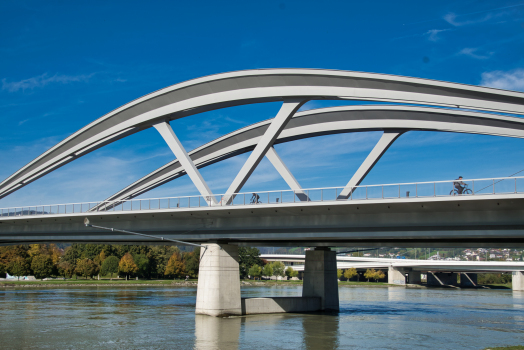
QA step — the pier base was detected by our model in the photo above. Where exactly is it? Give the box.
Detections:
[388,267,406,285]
[195,243,242,317]
[460,273,477,288]
[513,271,524,291]
[302,247,339,311]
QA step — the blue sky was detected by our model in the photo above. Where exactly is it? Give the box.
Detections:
[1,0,524,207]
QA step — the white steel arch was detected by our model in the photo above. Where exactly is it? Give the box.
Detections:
[89,105,524,210]
[2,68,524,200]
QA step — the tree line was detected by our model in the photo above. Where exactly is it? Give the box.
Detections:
[0,244,274,281]
[337,267,386,282]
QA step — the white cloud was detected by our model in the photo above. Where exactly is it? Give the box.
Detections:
[481,68,524,91]
[1,73,94,92]
[444,12,493,27]
[424,29,449,42]
[459,47,491,60]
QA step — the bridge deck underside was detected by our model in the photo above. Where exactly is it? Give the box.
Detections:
[2,195,524,248]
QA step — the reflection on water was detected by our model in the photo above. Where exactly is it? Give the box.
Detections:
[0,286,523,349]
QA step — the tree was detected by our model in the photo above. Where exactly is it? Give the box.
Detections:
[100,256,119,279]
[134,254,150,279]
[364,268,377,282]
[285,266,295,279]
[337,269,343,279]
[262,263,273,279]
[184,248,200,278]
[344,268,358,281]
[31,254,53,280]
[76,258,96,279]
[238,247,263,278]
[373,269,386,282]
[119,253,138,280]
[58,261,74,278]
[271,261,285,280]
[7,257,31,280]
[164,252,185,279]
[248,264,262,280]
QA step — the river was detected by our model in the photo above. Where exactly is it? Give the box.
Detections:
[0,285,523,349]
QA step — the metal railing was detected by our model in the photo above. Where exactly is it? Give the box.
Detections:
[2,176,524,217]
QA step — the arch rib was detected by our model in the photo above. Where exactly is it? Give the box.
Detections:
[3,68,524,200]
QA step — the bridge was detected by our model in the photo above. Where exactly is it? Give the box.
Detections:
[1,68,524,316]
[261,254,524,290]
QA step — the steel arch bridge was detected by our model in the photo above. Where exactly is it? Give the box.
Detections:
[2,69,524,247]
[1,68,524,204]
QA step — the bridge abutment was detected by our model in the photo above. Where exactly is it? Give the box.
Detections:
[195,243,242,317]
[302,247,339,311]
[513,271,524,291]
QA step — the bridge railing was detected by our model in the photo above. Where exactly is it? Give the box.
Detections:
[2,176,524,217]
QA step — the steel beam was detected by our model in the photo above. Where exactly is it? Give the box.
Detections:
[153,121,217,204]
[266,146,309,201]
[338,131,403,199]
[222,99,306,204]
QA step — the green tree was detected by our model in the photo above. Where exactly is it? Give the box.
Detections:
[344,267,358,281]
[7,257,31,280]
[119,253,138,280]
[76,258,96,279]
[31,254,53,280]
[285,266,295,279]
[271,261,285,280]
[364,268,376,282]
[238,247,263,278]
[58,261,74,278]
[337,269,343,279]
[262,263,273,279]
[100,256,119,279]
[184,248,200,278]
[164,252,186,279]
[248,264,262,280]
[134,254,150,279]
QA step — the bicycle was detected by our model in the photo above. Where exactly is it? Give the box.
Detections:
[250,193,261,204]
[450,183,472,195]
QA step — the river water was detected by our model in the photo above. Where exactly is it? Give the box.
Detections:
[1,285,523,349]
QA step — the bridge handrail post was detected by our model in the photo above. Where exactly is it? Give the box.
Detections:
[335,188,338,200]
[294,190,296,203]
[398,184,400,198]
[268,192,269,204]
[493,179,495,194]
[281,191,283,203]
[434,182,436,197]
[416,183,418,198]
[382,185,384,199]
[473,180,475,195]
[321,189,323,201]
[149,199,151,210]
[516,178,517,194]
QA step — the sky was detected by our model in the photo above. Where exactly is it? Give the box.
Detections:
[1,0,524,208]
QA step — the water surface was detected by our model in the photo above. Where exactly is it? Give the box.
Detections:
[1,285,523,349]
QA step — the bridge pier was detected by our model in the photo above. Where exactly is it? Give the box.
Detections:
[388,267,406,285]
[459,273,477,288]
[302,247,339,311]
[513,271,524,291]
[195,243,242,317]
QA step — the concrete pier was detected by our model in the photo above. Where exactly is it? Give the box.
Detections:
[195,243,242,317]
[460,273,477,288]
[427,272,458,286]
[388,267,406,285]
[302,247,339,311]
[513,271,524,291]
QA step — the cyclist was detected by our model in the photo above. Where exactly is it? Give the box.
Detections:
[454,176,466,194]
[250,193,260,204]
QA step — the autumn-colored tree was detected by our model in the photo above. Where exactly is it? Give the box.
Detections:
[7,257,31,280]
[337,269,343,279]
[119,253,138,280]
[31,254,53,280]
[76,258,96,279]
[58,261,74,278]
[364,268,377,282]
[373,269,386,282]
[286,266,296,279]
[164,252,186,279]
[28,244,42,258]
[344,267,358,281]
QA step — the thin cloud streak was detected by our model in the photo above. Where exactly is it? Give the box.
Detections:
[2,73,95,92]
[481,68,524,91]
